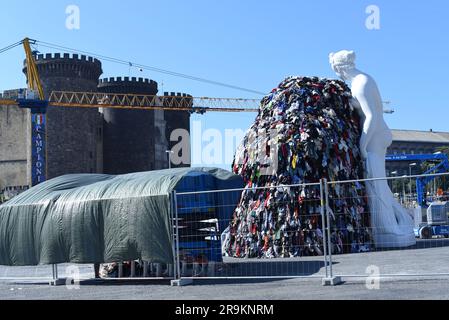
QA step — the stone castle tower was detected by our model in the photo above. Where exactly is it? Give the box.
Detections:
[98,77,164,173]
[23,53,104,178]
[163,92,192,168]
[18,52,191,180]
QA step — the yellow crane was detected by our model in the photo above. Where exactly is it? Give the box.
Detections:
[0,38,396,187]
[0,91,260,113]
[0,38,260,114]
[0,38,394,114]
[23,38,45,100]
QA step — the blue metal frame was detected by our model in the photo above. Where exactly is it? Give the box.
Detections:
[386,153,449,205]
[386,153,449,162]
[16,98,48,114]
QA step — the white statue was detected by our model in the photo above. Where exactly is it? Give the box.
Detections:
[329,50,416,248]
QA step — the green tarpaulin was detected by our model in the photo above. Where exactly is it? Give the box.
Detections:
[0,167,241,266]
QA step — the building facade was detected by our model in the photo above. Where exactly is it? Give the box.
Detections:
[386,129,449,176]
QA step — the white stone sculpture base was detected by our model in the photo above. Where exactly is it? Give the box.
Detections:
[365,158,417,249]
[372,231,416,249]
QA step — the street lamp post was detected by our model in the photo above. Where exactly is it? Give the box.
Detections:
[409,163,417,202]
[390,171,400,200]
[165,150,174,169]
[391,171,398,200]
[401,175,407,205]
[392,171,406,204]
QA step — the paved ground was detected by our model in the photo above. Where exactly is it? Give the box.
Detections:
[0,241,448,300]
[1,277,449,300]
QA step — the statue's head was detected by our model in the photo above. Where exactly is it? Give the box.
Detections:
[329,50,356,80]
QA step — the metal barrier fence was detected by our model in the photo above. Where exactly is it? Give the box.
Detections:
[325,173,449,281]
[1,173,448,285]
[0,264,95,283]
[173,182,329,280]
[172,172,449,285]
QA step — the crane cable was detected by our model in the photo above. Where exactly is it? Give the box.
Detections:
[34,40,266,96]
[0,40,23,54]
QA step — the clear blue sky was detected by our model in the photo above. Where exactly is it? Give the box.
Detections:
[1,0,448,169]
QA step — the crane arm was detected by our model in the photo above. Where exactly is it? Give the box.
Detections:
[0,91,260,114]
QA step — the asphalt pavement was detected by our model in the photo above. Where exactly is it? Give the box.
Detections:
[0,240,448,300]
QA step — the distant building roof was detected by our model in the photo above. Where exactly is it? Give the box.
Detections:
[391,129,449,144]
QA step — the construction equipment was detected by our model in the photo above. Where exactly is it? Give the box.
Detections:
[386,153,449,205]
[0,39,260,114]
[0,39,406,186]
[15,38,48,113]
[415,202,449,239]
[1,90,260,114]
[386,153,449,239]
[0,38,262,189]
[0,38,400,115]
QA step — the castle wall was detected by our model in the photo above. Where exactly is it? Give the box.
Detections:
[0,103,30,188]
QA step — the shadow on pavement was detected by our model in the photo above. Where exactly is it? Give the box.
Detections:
[371,238,449,253]
[187,277,324,286]
[219,259,330,277]
[1,259,339,286]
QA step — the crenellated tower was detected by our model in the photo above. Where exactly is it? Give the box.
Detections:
[97,76,162,173]
[23,53,104,178]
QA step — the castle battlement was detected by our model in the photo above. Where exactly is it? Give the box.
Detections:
[98,76,158,95]
[32,53,101,65]
[164,92,192,98]
[23,52,102,82]
[99,77,157,86]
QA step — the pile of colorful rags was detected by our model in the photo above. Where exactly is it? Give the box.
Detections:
[224,76,372,259]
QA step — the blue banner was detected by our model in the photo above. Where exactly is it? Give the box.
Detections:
[31,113,46,186]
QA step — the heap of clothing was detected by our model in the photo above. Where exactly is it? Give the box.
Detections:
[224,76,372,259]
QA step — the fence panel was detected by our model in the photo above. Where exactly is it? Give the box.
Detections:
[4,174,448,284]
[325,173,449,279]
[175,182,330,279]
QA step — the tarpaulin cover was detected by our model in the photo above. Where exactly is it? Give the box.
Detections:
[0,167,242,266]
